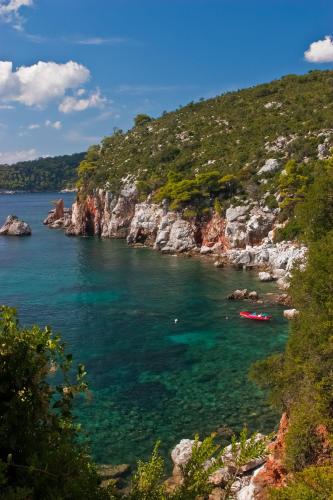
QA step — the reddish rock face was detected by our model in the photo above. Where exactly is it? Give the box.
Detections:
[201,214,229,250]
[253,413,289,496]
[85,194,102,235]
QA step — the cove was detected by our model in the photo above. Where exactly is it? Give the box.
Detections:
[0,193,288,465]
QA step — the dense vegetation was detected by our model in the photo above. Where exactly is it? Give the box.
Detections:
[78,70,333,216]
[0,153,84,192]
[0,306,108,499]
[250,158,333,494]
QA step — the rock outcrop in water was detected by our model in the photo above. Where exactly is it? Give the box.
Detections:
[43,199,72,229]
[0,215,31,236]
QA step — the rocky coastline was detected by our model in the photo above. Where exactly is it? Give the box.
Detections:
[44,189,307,288]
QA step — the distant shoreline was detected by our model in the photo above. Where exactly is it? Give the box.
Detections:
[0,189,77,195]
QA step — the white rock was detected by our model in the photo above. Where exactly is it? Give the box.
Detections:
[171,439,196,466]
[258,158,280,175]
[160,218,197,253]
[258,272,272,282]
[226,205,249,222]
[0,215,31,236]
[127,203,163,244]
[276,277,290,290]
[236,464,265,500]
[272,268,286,279]
[283,309,299,320]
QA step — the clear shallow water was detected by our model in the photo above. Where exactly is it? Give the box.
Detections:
[0,193,288,465]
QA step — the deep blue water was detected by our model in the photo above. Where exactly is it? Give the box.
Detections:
[0,193,288,465]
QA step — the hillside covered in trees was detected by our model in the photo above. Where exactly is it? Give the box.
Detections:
[79,70,333,208]
[0,153,84,192]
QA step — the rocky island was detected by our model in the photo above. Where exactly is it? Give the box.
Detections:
[0,215,32,236]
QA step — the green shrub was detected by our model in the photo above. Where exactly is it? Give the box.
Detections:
[128,442,166,500]
[134,114,152,127]
[0,306,106,499]
[182,208,198,220]
[273,218,302,242]
[269,466,333,499]
[265,194,279,210]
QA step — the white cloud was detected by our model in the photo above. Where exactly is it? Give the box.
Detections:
[304,36,333,63]
[28,123,39,129]
[0,0,33,30]
[75,36,127,46]
[0,148,38,164]
[0,103,14,109]
[59,89,106,113]
[0,60,90,107]
[45,119,62,129]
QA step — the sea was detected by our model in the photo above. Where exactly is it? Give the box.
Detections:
[0,193,288,465]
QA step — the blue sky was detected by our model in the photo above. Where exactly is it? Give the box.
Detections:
[0,0,332,163]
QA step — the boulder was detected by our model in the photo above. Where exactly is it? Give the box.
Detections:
[258,272,272,282]
[171,439,196,467]
[245,208,275,246]
[225,205,249,222]
[258,159,280,175]
[227,289,248,300]
[271,268,287,280]
[0,215,31,236]
[276,277,290,290]
[248,291,259,301]
[283,309,299,320]
[159,218,197,253]
[209,467,232,486]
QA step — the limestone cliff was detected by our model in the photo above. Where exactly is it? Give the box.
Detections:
[60,188,306,279]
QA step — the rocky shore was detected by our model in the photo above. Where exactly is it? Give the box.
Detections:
[44,189,307,285]
[99,414,290,499]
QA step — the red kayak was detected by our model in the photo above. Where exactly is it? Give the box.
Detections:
[240,311,272,321]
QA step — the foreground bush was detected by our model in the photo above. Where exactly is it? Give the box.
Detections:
[0,306,107,499]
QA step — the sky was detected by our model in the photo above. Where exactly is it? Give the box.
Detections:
[0,0,333,164]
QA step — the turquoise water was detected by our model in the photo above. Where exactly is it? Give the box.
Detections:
[0,193,288,465]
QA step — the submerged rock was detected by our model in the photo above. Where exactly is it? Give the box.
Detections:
[0,215,31,236]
